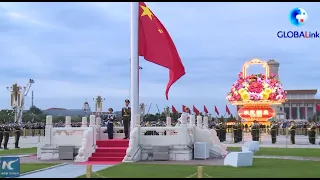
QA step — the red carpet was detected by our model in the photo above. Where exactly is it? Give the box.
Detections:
[76,161,122,165]
[87,139,129,163]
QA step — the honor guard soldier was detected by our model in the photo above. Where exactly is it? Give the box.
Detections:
[308,122,316,145]
[221,122,227,142]
[0,124,4,149]
[106,108,116,139]
[232,122,239,143]
[122,99,131,139]
[215,122,222,142]
[251,120,260,141]
[237,121,243,142]
[288,121,296,144]
[14,123,21,148]
[3,124,11,150]
[270,121,277,144]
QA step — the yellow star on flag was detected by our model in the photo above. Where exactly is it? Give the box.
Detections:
[140,5,153,20]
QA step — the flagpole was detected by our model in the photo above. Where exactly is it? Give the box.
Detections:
[130,2,140,131]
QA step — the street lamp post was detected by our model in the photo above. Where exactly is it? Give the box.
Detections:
[93,96,105,117]
[6,83,22,123]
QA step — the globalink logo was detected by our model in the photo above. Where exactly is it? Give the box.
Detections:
[277,8,319,39]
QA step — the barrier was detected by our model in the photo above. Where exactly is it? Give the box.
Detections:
[186,166,212,178]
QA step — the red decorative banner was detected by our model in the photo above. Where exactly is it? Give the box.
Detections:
[238,106,275,121]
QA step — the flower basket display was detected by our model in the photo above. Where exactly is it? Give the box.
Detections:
[226,59,287,123]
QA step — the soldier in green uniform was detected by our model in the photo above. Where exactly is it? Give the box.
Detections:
[3,124,10,150]
[122,99,131,139]
[308,122,316,145]
[288,121,296,144]
[221,122,227,142]
[251,120,260,141]
[270,121,277,144]
[14,123,21,148]
[237,121,243,142]
[0,124,4,149]
[232,122,238,143]
[215,122,222,142]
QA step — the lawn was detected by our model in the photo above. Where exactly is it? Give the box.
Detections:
[20,163,60,174]
[77,159,320,178]
[227,147,320,157]
[0,147,37,155]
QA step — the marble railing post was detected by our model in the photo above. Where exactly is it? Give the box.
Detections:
[95,117,101,140]
[65,116,71,128]
[166,117,171,127]
[190,115,196,127]
[203,116,209,129]
[89,115,96,127]
[179,114,188,145]
[45,115,53,145]
[166,117,172,135]
[89,115,96,146]
[81,117,88,127]
[197,116,203,128]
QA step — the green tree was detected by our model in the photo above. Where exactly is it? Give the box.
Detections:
[218,116,225,122]
[29,105,42,115]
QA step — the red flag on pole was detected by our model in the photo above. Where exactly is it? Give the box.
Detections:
[226,105,231,116]
[172,105,177,113]
[316,104,320,112]
[214,106,220,116]
[182,105,186,113]
[204,105,208,114]
[193,105,200,116]
[138,2,186,100]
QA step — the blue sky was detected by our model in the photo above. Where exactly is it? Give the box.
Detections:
[0,2,319,114]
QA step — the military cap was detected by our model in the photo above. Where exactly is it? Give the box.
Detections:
[108,108,113,112]
[125,99,130,103]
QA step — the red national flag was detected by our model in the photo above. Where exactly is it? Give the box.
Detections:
[214,106,220,116]
[204,105,209,114]
[226,105,231,116]
[138,2,186,100]
[193,105,200,116]
[316,104,320,112]
[172,105,177,113]
[182,105,186,113]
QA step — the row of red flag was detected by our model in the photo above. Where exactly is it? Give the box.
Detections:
[171,105,232,116]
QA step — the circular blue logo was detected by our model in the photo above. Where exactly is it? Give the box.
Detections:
[289,8,308,27]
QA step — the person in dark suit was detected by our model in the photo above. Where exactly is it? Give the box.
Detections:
[289,121,296,144]
[270,121,277,144]
[122,99,131,139]
[14,123,21,148]
[0,124,4,149]
[106,108,116,139]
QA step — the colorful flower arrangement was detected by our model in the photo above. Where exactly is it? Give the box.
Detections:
[226,72,287,103]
